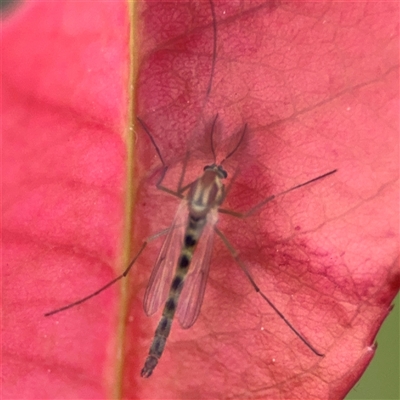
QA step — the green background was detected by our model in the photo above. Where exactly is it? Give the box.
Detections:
[346,293,399,400]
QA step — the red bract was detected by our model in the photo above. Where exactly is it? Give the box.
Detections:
[2,1,129,398]
[2,1,399,399]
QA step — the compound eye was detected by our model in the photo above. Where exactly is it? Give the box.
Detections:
[218,167,227,178]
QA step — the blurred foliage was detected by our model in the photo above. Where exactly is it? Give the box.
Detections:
[346,294,399,400]
[1,0,20,15]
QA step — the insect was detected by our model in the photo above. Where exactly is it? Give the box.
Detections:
[45,112,336,377]
[44,0,337,378]
[136,114,336,377]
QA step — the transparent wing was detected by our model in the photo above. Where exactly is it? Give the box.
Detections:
[143,200,188,316]
[177,208,218,329]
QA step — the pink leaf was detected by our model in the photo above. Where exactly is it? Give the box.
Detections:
[2,1,398,399]
[3,1,129,398]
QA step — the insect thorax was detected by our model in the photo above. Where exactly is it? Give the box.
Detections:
[188,167,225,217]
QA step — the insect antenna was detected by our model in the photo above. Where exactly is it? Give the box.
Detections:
[208,114,248,167]
[220,123,248,164]
[205,0,217,97]
[209,113,219,162]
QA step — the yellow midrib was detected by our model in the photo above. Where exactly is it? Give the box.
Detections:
[112,1,139,398]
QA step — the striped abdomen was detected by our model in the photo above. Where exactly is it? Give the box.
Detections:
[140,214,207,378]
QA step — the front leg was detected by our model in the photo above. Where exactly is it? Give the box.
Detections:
[219,169,337,218]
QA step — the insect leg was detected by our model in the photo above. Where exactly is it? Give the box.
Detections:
[214,227,324,357]
[137,115,196,199]
[219,169,337,218]
[136,116,184,199]
[44,227,174,317]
